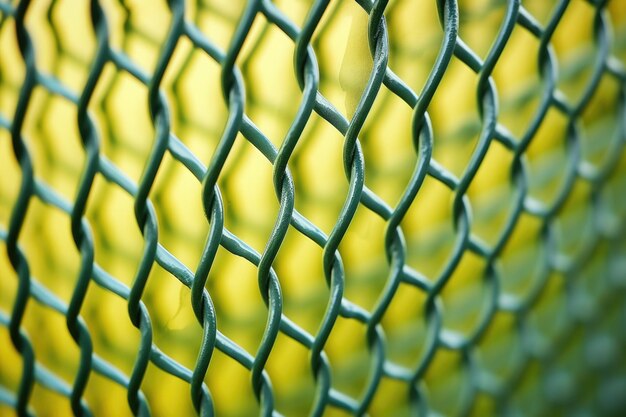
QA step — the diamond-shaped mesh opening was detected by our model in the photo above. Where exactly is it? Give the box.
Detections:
[1,0,626,416]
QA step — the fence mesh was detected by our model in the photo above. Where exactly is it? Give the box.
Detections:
[1,0,626,416]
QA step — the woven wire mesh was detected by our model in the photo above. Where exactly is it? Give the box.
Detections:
[1,0,626,415]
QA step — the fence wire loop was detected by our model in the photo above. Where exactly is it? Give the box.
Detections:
[1,0,626,416]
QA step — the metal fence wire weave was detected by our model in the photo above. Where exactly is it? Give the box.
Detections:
[1,0,626,416]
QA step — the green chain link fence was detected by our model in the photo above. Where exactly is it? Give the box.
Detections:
[1,0,626,415]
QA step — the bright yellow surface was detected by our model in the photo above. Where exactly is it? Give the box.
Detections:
[1,0,626,416]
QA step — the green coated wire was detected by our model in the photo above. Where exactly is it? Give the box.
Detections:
[1,0,626,416]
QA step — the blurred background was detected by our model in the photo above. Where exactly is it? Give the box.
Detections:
[1,0,626,415]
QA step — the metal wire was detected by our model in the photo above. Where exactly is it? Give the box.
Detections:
[1,0,626,416]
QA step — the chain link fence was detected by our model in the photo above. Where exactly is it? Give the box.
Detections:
[1,0,626,416]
